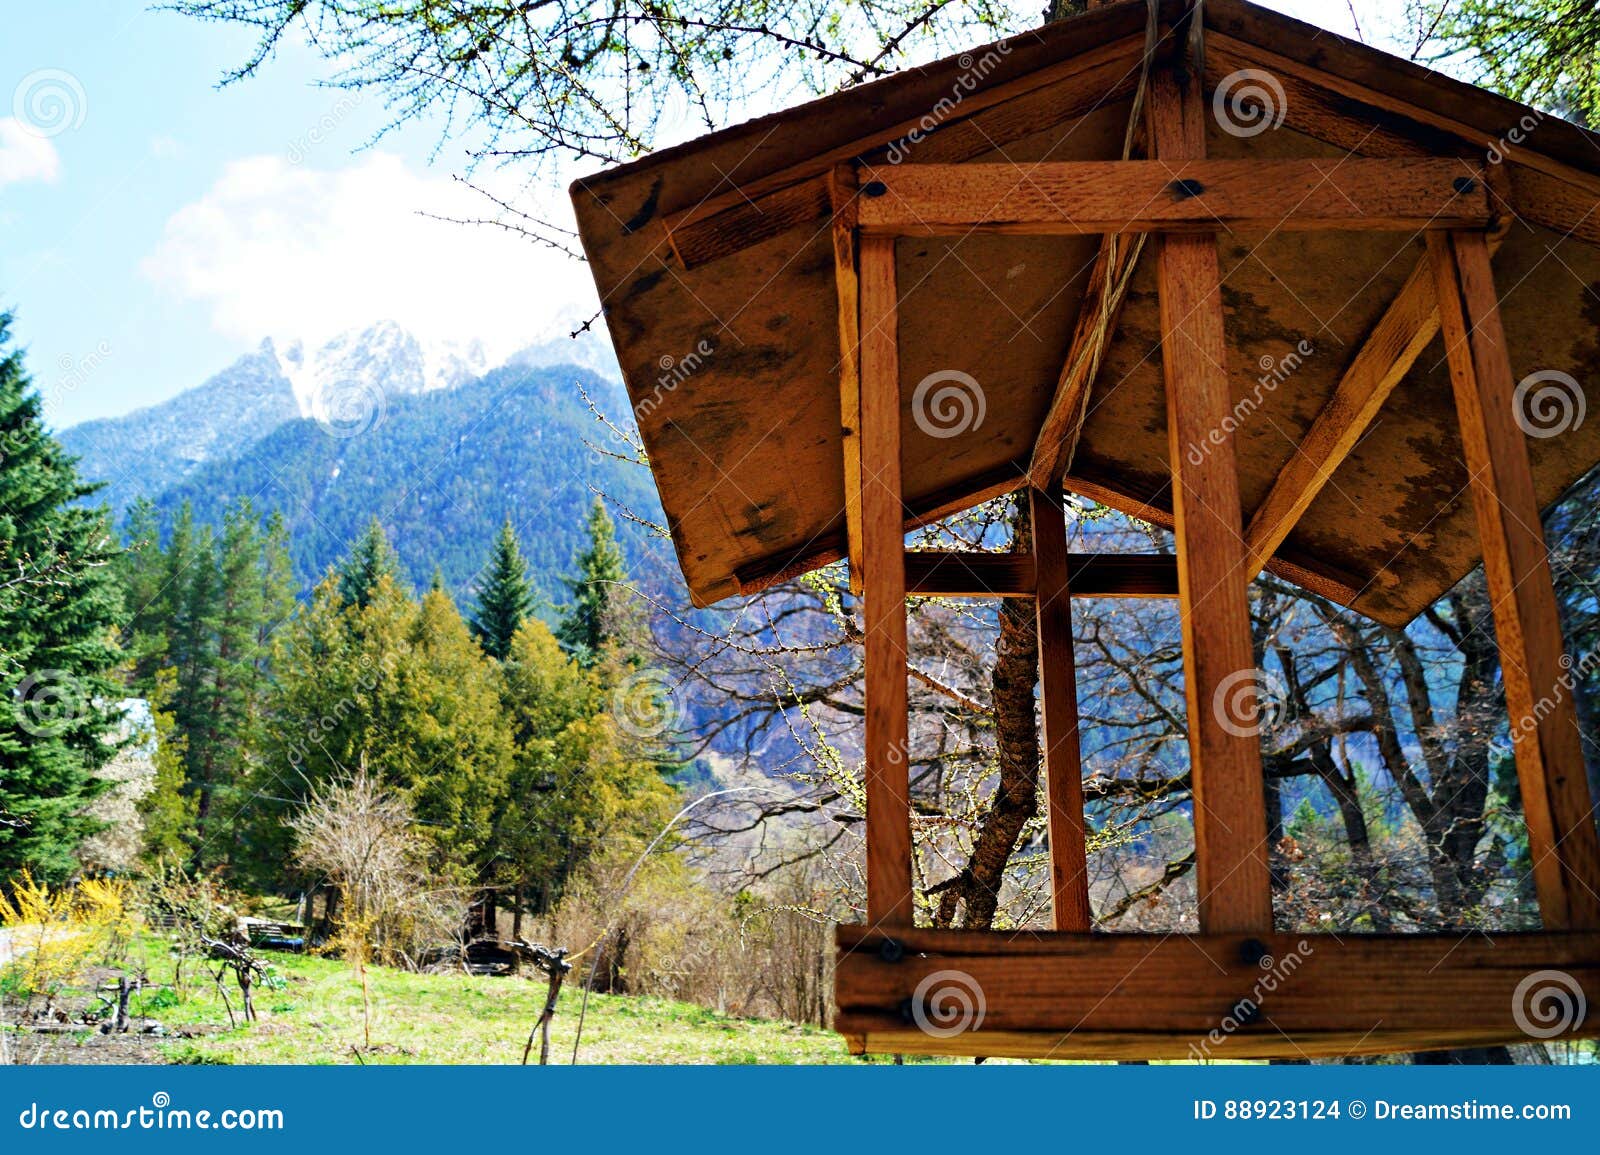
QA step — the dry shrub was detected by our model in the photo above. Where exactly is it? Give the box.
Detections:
[525,852,833,1024]
[289,765,463,968]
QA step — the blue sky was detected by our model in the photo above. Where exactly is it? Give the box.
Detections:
[1,0,1398,430]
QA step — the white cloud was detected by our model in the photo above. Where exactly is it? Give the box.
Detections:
[141,152,595,358]
[0,118,60,187]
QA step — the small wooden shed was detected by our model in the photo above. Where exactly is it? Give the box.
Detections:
[572,0,1600,1058]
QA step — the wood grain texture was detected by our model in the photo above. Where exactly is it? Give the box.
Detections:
[1152,67,1274,935]
[1030,488,1093,931]
[830,165,864,596]
[855,159,1489,234]
[1430,230,1600,931]
[835,925,1600,1058]
[858,234,914,928]
[1029,234,1141,489]
[1242,253,1444,573]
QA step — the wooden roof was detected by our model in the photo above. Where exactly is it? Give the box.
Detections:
[571,0,1600,625]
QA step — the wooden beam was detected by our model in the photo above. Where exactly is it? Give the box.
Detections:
[661,33,1148,269]
[1152,68,1274,936]
[853,159,1489,235]
[858,233,914,928]
[830,164,864,596]
[1030,488,1093,931]
[1430,230,1600,931]
[904,551,1180,598]
[835,925,1600,1059]
[1028,234,1143,489]
[1242,253,1442,573]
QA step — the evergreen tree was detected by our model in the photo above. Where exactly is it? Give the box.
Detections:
[471,518,534,659]
[0,312,126,879]
[558,498,628,667]
[337,517,401,609]
[117,496,168,689]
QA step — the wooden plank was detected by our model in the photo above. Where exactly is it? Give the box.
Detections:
[1151,68,1274,936]
[854,159,1489,235]
[858,233,914,928]
[1242,254,1442,574]
[661,35,1147,269]
[1430,230,1600,931]
[835,924,1600,1058]
[1030,488,1092,931]
[830,165,864,597]
[904,551,1180,598]
[1028,234,1143,489]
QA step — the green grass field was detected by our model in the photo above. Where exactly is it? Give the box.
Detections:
[112,940,855,1065]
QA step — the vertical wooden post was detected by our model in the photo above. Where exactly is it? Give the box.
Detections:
[1151,67,1274,934]
[1429,230,1600,931]
[1030,486,1093,931]
[830,164,865,596]
[858,233,915,927]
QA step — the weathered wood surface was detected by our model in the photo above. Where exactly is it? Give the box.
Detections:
[854,159,1489,234]
[835,924,1600,1058]
[858,234,914,928]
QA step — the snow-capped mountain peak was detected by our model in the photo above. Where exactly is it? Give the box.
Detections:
[270,322,492,419]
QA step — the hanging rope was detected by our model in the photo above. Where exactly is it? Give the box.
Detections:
[1053,0,1160,481]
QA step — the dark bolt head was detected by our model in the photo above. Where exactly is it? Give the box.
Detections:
[1171,178,1205,199]
[897,996,916,1024]
[878,937,905,963]
[1233,1000,1265,1028]
[1453,176,1478,194]
[1240,937,1270,965]
[863,180,889,198]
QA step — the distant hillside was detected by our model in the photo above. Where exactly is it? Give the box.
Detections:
[149,361,663,612]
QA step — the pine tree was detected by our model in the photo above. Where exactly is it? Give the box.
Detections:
[558,498,628,667]
[0,312,126,879]
[471,519,534,659]
[338,517,401,609]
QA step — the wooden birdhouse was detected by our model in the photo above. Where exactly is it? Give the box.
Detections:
[571,0,1600,1058]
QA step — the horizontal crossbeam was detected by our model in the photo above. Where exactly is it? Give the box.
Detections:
[904,551,1178,598]
[835,925,1600,1060]
[854,159,1489,235]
